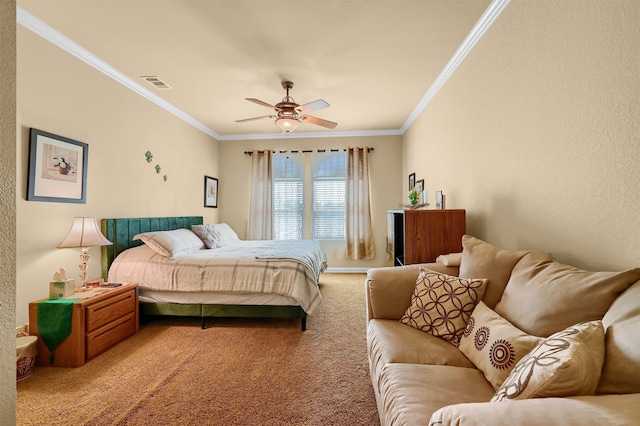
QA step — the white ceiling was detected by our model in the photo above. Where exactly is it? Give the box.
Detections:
[17,0,502,140]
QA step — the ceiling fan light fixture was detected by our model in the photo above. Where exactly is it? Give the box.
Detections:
[275,117,302,133]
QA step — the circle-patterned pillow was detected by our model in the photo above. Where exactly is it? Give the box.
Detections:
[399,268,487,347]
[458,301,543,390]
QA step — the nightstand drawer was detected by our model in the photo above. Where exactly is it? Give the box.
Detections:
[86,312,136,360]
[85,288,136,333]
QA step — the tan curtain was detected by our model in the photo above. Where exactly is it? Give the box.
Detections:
[346,147,375,259]
[249,150,272,240]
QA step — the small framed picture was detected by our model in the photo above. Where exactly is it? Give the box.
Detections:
[27,128,88,203]
[409,173,416,190]
[204,175,218,208]
[435,190,444,210]
[415,179,424,193]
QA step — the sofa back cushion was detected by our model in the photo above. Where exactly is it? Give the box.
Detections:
[458,236,529,309]
[495,251,640,337]
[597,280,640,394]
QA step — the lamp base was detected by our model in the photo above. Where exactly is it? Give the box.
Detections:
[79,247,90,291]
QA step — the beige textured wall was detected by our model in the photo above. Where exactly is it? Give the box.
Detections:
[219,135,403,269]
[404,0,640,271]
[16,28,219,326]
[1,1,17,423]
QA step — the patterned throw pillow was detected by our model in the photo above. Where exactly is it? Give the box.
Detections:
[399,268,487,347]
[191,224,224,249]
[492,320,605,401]
[458,301,543,390]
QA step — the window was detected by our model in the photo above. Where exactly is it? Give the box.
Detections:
[311,152,346,240]
[272,151,346,241]
[273,153,304,240]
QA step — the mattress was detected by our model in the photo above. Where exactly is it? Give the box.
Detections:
[108,239,327,314]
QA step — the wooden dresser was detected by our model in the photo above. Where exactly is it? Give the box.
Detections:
[29,283,139,367]
[387,209,466,265]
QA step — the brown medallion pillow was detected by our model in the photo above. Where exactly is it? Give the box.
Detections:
[492,320,605,401]
[458,235,529,309]
[459,301,543,390]
[400,268,487,347]
[495,251,640,337]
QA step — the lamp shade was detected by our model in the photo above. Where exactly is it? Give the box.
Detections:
[57,217,112,248]
[275,117,302,133]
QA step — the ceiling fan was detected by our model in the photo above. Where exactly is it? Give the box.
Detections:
[236,81,338,133]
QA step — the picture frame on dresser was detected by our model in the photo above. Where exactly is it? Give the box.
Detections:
[27,128,88,203]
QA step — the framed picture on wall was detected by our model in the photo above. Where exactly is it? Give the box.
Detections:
[204,175,218,208]
[27,128,88,203]
[409,173,416,190]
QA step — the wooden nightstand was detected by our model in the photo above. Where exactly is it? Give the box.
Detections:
[29,283,139,367]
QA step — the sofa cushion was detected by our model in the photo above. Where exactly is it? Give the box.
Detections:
[378,364,495,426]
[495,251,640,337]
[400,268,487,347]
[492,320,604,401]
[429,394,640,426]
[459,301,543,390]
[458,235,529,309]
[367,319,474,382]
[598,280,640,394]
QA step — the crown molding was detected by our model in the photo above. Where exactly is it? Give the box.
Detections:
[218,128,403,141]
[16,7,221,140]
[17,1,509,141]
[400,0,511,134]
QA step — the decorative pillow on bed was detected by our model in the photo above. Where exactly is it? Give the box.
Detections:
[213,223,240,243]
[133,229,204,258]
[191,224,224,249]
[399,268,487,347]
[458,301,543,390]
[492,320,604,401]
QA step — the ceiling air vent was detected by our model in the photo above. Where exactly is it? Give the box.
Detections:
[140,76,172,90]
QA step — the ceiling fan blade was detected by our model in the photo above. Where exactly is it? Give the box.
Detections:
[246,98,279,110]
[302,115,338,129]
[235,115,276,123]
[296,99,330,114]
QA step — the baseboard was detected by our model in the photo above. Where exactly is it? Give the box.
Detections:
[324,267,371,273]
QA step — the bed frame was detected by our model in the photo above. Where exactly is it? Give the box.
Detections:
[100,216,308,330]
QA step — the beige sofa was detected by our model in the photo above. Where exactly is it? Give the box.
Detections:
[365,235,640,425]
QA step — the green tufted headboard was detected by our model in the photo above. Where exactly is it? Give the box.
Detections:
[100,216,204,279]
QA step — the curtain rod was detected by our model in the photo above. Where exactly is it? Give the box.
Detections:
[244,147,374,156]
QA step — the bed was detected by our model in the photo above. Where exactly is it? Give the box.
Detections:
[100,216,327,330]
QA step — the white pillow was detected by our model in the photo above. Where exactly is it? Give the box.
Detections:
[133,229,204,258]
[212,223,240,244]
[458,301,543,390]
[492,320,605,401]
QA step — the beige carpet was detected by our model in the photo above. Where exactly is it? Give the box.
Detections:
[17,273,380,426]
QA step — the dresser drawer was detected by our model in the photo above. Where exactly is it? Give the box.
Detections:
[85,312,136,360]
[85,288,136,333]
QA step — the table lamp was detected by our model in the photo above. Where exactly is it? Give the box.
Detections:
[57,217,112,290]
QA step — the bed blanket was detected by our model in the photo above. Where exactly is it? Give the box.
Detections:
[108,240,327,314]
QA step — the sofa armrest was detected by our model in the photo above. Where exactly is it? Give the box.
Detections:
[429,394,640,426]
[365,263,460,321]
